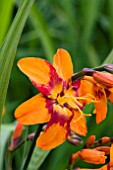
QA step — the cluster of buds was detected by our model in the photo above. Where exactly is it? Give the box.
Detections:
[70,135,113,170]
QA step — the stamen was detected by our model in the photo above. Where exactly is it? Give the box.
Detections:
[75,94,98,103]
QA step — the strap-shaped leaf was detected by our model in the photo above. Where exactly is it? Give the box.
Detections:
[103,49,113,64]
[0,0,35,126]
[28,147,50,170]
[0,0,13,45]
[0,124,15,170]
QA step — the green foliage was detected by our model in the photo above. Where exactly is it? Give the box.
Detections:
[0,0,113,169]
[0,0,35,125]
[28,147,50,170]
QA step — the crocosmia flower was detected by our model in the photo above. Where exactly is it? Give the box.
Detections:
[15,49,94,150]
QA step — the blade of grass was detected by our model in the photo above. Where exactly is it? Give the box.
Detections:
[0,0,35,127]
[108,0,113,46]
[0,124,15,170]
[30,5,55,62]
[81,0,104,46]
[28,147,50,170]
[102,49,113,64]
[0,0,14,45]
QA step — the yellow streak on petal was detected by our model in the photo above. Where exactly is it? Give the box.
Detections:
[53,104,72,118]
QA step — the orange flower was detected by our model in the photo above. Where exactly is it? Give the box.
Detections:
[14,49,94,150]
[79,72,113,124]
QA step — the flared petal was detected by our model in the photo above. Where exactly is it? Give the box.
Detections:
[70,110,87,136]
[94,85,107,124]
[106,88,113,103]
[78,79,94,105]
[110,144,113,167]
[37,105,73,150]
[53,48,73,83]
[15,93,52,125]
[17,57,62,98]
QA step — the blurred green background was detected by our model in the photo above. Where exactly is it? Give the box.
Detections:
[1,0,113,169]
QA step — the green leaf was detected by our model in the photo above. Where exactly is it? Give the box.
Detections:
[0,0,35,126]
[0,0,14,45]
[81,0,105,46]
[28,147,50,170]
[30,5,55,62]
[103,49,113,64]
[0,124,15,170]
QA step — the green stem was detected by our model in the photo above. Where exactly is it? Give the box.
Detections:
[68,165,73,170]
[72,64,109,82]
[21,124,43,170]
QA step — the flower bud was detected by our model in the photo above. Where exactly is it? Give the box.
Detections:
[93,72,113,88]
[78,149,106,164]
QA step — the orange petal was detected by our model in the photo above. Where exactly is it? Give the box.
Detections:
[70,110,87,136]
[15,93,52,125]
[9,122,23,150]
[78,149,106,164]
[106,88,113,103]
[37,122,68,150]
[110,144,113,167]
[94,85,107,124]
[37,105,72,150]
[17,57,62,98]
[78,79,94,105]
[53,48,73,83]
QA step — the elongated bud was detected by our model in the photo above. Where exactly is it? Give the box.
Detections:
[93,72,113,88]
[78,149,106,164]
[69,152,79,166]
[95,146,110,155]
[9,122,23,151]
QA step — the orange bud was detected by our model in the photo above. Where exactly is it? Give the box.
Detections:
[95,146,110,155]
[70,152,79,166]
[78,149,106,164]
[86,135,96,148]
[93,72,113,88]
[9,122,23,151]
[101,137,110,144]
